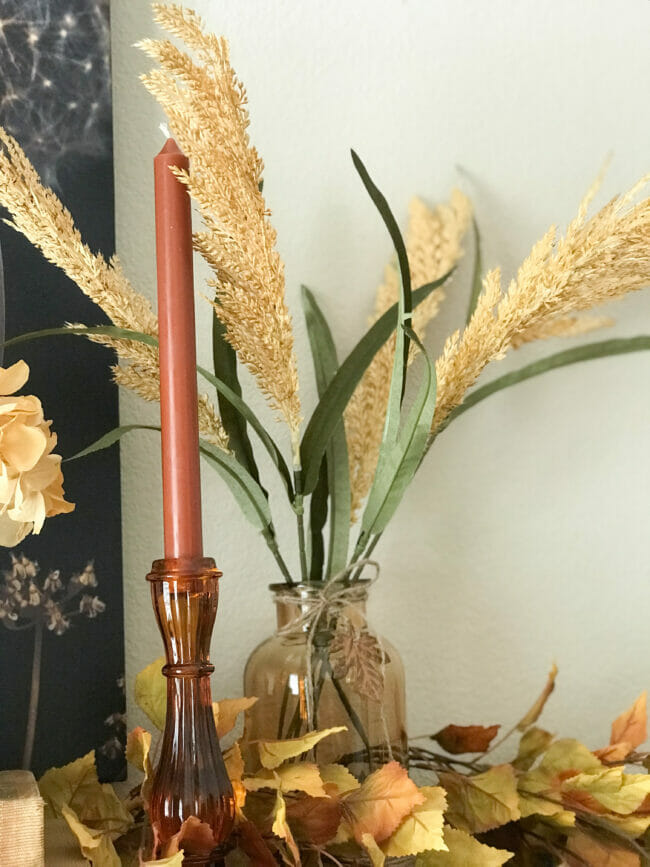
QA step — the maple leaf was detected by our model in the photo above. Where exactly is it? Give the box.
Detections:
[416,826,513,865]
[329,619,385,702]
[433,723,500,754]
[439,765,520,834]
[341,761,424,843]
[516,663,558,731]
[257,726,346,769]
[381,786,447,857]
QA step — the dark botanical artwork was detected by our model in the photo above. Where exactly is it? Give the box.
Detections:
[0,0,125,781]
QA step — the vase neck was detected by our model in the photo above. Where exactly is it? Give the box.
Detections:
[270,581,369,633]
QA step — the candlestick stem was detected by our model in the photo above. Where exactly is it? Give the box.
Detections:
[147,557,234,864]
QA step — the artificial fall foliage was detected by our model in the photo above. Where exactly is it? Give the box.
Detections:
[37,661,650,866]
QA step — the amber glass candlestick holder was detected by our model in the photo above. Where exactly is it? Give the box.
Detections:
[147,556,235,864]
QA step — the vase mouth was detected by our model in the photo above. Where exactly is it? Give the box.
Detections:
[268,579,371,596]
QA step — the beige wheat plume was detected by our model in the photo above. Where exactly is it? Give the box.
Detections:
[345,191,472,519]
[433,176,650,432]
[511,314,614,349]
[0,128,228,450]
[139,4,302,457]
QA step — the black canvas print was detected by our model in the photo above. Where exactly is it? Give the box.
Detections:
[0,0,125,781]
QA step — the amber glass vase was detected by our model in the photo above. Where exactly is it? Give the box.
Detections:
[147,557,235,865]
[243,581,407,778]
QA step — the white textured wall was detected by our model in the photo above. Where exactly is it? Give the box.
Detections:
[111,0,650,744]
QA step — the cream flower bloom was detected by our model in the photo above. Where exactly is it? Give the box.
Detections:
[0,361,74,546]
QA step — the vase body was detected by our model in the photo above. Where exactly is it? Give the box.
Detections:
[243,582,407,778]
[147,557,235,864]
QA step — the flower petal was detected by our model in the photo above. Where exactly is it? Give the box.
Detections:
[0,511,32,547]
[0,361,29,396]
[1,421,47,471]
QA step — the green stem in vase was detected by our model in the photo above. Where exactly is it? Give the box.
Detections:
[329,674,373,771]
[22,618,44,770]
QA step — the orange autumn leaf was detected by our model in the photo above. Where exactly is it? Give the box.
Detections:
[162,816,215,857]
[433,724,500,755]
[341,761,425,844]
[567,831,641,867]
[517,663,558,731]
[595,692,648,763]
[237,820,276,866]
[286,793,342,845]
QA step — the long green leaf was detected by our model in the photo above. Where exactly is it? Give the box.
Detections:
[199,439,274,534]
[443,336,650,431]
[309,457,328,580]
[65,423,284,566]
[196,364,293,498]
[300,271,452,496]
[3,321,294,500]
[212,307,260,486]
[66,424,159,461]
[465,217,483,324]
[4,324,158,349]
[351,149,412,371]
[302,286,351,577]
[358,329,437,551]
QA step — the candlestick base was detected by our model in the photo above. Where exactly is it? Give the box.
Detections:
[146,557,235,863]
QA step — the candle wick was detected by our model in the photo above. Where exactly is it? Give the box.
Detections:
[159,122,171,140]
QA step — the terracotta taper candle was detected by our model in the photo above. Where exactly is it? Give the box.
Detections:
[148,139,234,864]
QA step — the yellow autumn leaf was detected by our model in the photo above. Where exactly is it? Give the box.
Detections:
[257,726,347,769]
[62,805,121,867]
[513,727,554,771]
[244,763,327,798]
[362,832,386,867]
[134,657,167,730]
[141,853,185,866]
[538,738,602,775]
[213,697,258,739]
[440,765,520,834]
[271,788,300,864]
[320,763,360,795]
[382,786,447,858]
[39,751,101,817]
[518,739,602,826]
[126,726,153,806]
[562,768,650,814]
[567,831,640,867]
[516,663,558,731]
[416,826,513,865]
[342,761,425,844]
[39,751,133,837]
[224,742,244,783]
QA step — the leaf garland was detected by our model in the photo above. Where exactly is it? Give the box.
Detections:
[48,660,650,866]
